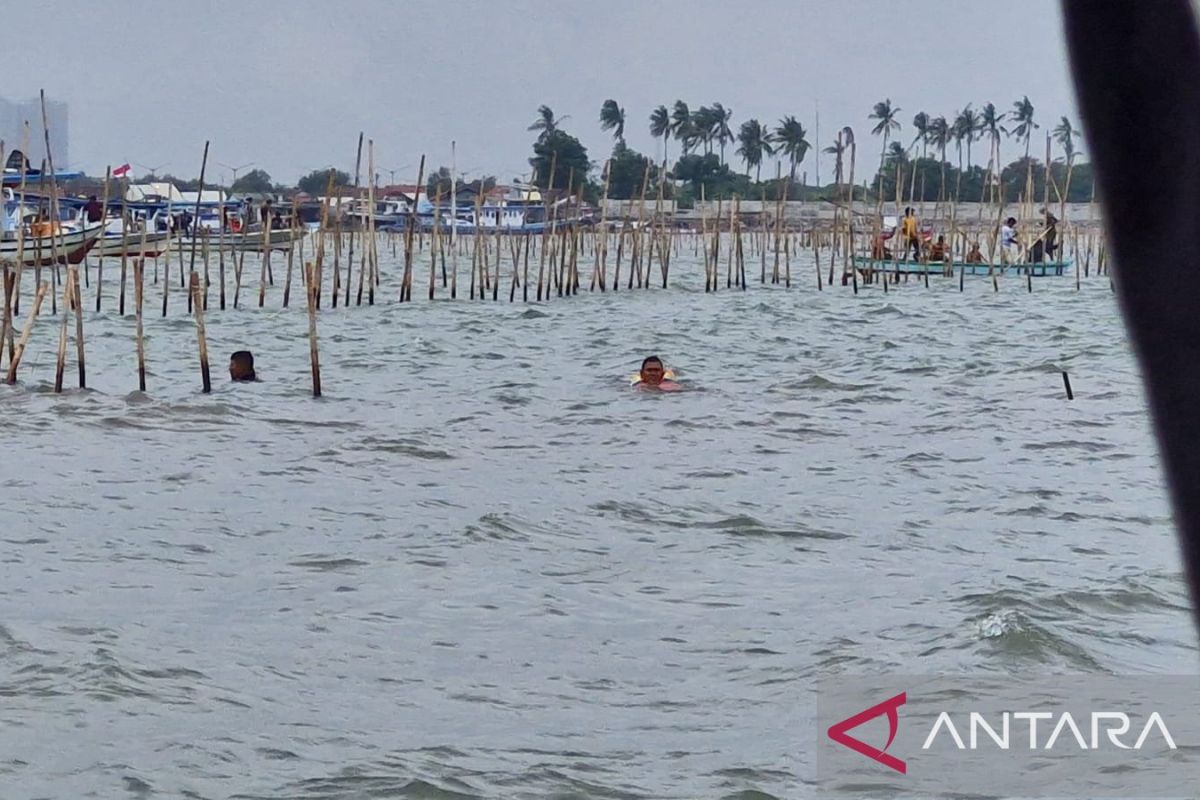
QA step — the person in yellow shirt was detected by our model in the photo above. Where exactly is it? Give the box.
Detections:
[900,206,920,261]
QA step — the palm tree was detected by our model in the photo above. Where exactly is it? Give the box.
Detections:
[823,139,846,186]
[952,105,982,173]
[649,105,671,165]
[711,103,734,165]
[736,118,775,181]
[911,111,930,159]
[1010,96,1039,160]
[671,100,696,156]
[528,105,567,143]
[979,103,1007,161]
[1052,116,1079,165]
[869,99,901,201]
[774,116,811,182]
[599,99,626,145]
[978,102,1008,201]
[927,115,951,201]
[692,105,717,155]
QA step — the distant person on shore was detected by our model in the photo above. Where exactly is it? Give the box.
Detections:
[230,350,257,382]
[900,207,921,261]
[83,195,103,223]
[928,234,949,262]
[966,242,985,263]
[260,199,272,226]
[635,356,681,392]
[1000,217,1021,263]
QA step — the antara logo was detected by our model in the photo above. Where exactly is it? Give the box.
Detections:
[921,711,1177,751]
[827,692,907,774]
[827,692,1178,774]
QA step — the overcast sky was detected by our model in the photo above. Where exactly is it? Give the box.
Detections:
[4,0,1079,185]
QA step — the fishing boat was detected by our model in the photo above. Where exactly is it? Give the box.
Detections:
[174,226,306,254]
[2,188,105,265]
[0,223,105,265]
[852,256,1074,277]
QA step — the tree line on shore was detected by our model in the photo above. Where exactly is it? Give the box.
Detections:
[59,97,1091,209]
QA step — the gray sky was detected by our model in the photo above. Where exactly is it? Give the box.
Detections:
[5,0,1079,185]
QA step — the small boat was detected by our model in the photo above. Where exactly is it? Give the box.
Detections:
[852,256,1074,277]
[175,226,307,254]
[0,223,105,266]
[95,229,175,258]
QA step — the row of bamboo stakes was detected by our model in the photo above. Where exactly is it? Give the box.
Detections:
[0,121,1111,399]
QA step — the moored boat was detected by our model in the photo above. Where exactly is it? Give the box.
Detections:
[852,256,1074,277]
[174,226,307,253]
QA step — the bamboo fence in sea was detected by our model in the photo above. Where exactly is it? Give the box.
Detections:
[0,116,1111,398]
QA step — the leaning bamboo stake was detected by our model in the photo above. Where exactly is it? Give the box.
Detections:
[189,142,211,316]
[53,266,70,393]
[402,156,425,302]
[71,266,85,388]
[346,132,364,307]
[95,165,112,312]
[13,123,30,317]
[305,261,322,398]
[134,259,146,391]
[7,281,47,384]
[190,272,211,393]
[356,139,373,305]
[0,264,11,372]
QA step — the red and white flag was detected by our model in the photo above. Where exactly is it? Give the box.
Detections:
[112,163,131,178]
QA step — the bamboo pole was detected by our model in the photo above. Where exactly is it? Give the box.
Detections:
[95,165,112,312]
[71,266,85,388]
[134,258,146,391]
[6,281,47,384]
[346,132,364,307]
[53,265,70,393]
[357,139,374,305]
[190,271,211,392]
[305,261,321,398]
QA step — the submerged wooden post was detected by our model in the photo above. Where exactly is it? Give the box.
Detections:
[190,271,211,393]
[71,266,85,388]
[53,265,71,393]
[134,259,146,391]
[305,261,321,398]
[95,165,112,312]
[7,281,48,384]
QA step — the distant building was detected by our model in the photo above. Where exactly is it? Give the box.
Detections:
[0,96,69,170]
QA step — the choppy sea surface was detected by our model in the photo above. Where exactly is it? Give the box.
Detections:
[0,243,1192,799]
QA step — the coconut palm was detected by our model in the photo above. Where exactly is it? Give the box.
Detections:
[736,118,775,181]
[692,105,717,155]
[671,100,696,156]
[823,138,846,185]
[650,105,671,165]
[1011,96,1038,160]
[952,104,982,174]
[926,115,951,201]
[774,115,811,182]
[599,99,626,145]
[528,105,567,143]
[911,111,931,159]
[711,103,734,165]
[869,99,902,189]
[1053,116,1079,164]
[979,103,1007,160]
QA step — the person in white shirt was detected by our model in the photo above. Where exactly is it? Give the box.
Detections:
[1000,217,1021,263]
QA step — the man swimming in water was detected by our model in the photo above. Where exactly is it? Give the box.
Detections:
[229,350,256,381]
[637,356,681,391]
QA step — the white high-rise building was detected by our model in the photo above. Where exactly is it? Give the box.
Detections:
[0,96,69,171]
